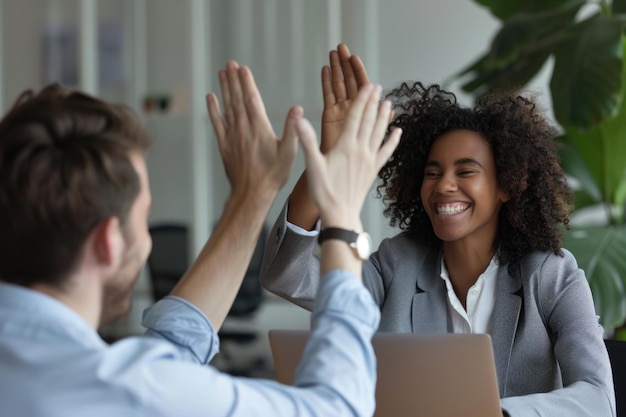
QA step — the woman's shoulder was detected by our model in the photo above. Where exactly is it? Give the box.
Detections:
[519,247,578,271]
[517,247,583,286]
[368,232,439,282]
[373,232,438,266]
[379,231,434,253]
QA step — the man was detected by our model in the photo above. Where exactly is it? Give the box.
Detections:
[0,60,400,417]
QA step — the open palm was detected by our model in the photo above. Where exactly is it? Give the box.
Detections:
[320,44,370,154]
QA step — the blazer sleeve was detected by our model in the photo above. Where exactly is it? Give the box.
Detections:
[500,249,616,417]
[259,200,390,311]
[259,201,320,311]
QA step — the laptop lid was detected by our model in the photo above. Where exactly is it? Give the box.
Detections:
[268,330,502,417]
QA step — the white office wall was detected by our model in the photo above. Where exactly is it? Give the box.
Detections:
[0,0,555,243]
[201,0,551,244]
[0,0,553,347]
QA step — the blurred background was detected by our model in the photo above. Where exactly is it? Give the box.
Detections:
[0,0,556,377]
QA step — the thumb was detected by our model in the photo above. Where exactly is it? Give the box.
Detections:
[295,116,322,165]
[279,106,302,163]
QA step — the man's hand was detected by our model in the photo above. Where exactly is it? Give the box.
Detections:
[320,43,370,154]
[206,61,300,203]
[173,62,301,330]
[297,84,402,230]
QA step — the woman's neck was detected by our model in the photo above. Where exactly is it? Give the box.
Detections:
[442,239,496,307]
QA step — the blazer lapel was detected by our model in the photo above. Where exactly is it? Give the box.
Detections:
[411,247,448,333]
[490,262,522,397]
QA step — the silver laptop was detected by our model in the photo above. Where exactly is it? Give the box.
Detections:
[268,330,502,417]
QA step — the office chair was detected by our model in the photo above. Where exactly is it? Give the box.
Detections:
[146,222,267,376]
[605,339,626,416]
[146,224,188,302]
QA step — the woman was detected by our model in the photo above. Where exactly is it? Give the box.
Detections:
[259,44,615,417]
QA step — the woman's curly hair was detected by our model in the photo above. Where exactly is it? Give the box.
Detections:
[378,81,572,265]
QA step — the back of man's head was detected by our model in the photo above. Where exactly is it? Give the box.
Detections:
[0,83,151,288]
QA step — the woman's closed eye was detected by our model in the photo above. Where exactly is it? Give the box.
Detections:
[457,169,478,176]
[424,170,441,178]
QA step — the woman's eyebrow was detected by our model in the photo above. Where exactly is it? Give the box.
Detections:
[424,158,483,168]
[455,158,483,168]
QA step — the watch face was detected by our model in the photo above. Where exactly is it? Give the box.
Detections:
[356,232,372,260]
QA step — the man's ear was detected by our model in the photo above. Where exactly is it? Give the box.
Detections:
[91,217,123,268]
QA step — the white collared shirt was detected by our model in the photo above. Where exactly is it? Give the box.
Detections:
[440,256,499,334]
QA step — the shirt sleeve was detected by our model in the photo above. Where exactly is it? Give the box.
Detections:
[126,269,380,417]
[141,295,220,364]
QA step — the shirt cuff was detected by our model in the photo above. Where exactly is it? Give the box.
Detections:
[142,296,219,365]
[284,201,321,236]
[313,269,380,330]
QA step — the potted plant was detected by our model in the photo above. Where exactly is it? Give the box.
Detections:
[456,0,626,335]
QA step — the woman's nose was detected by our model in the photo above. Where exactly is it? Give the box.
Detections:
[435,173,458,193]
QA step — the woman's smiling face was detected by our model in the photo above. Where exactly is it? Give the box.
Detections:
[420,129,510,245]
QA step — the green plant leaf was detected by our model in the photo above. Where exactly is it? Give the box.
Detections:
[551,15,624,130]
[475,0,586,21]
[614,0,626,15]
[563,226,626,330]
[572,189,601,210]
[558,136,603,208]
[460,51,552,96]
[458,5,581,95]
[562,128,606,201]
[565,35,626,218]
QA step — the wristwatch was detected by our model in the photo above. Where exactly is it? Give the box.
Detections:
[318,227,372,260]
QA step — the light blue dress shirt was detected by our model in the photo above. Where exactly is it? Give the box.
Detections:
[0,270,380,417]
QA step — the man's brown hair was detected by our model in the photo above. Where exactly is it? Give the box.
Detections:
[0,83,151,287]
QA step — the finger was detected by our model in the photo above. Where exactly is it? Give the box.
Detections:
[296,116,318,155]
[321,66,336,108]
[376,127,402,171]
[387,108,395,124]
[369,99,392,150]
[206,93,226,144]
[296,117,327,209]
[342,84,376,140]
[238,66,271,132]
[217,69,234,128]
[350,55,370,89]
[338,44,358,98]
[279,106,302,166]
[356,85,383,143]
[329,49,347,101]
[225,61,247,125]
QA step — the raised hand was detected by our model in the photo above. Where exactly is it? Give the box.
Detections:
[178,62,301,328]
[320,43,370,154]
[206,61,300,201]
[297,84,402,230]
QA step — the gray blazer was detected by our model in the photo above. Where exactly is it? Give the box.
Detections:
[260,204,616,417]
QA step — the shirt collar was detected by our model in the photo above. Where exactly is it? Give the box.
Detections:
[439,254,499,287]
[0,281,106,349]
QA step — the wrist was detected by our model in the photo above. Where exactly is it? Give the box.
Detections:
[319,210,362,232]
[228,186,277,210]
[319,240,363,278]
[319,227,371,261]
